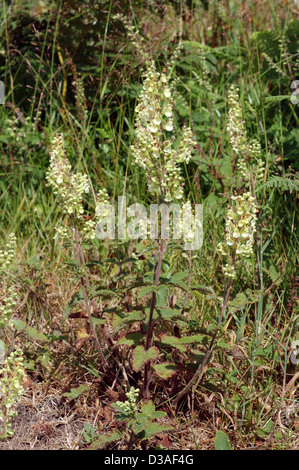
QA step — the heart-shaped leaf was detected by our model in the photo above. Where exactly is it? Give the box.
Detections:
[214,430,233,450]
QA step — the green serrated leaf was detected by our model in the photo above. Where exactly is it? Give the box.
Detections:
[94,288,122,298]
[86,260,104,267]
[26,326,49,342]
[214,430,233,450]
[91,316,105,326]
[144,272,155,283]
[179,334,207,344]
[83,424,97,444]
[63,384,88,399]
[0,340,6,357]
[132,346,159,372]
[137,285,156,299]
[168,278,188,291]
[265,261,280,282]
[126,311,143,321]
[110,265,120,277]
[236,311,247,343]
[229,292,247,308]
[264,95,290,103]
[62,289,84,323]
[119,311,142,324]
[139,422,173,440]
[38,352,50,368]
[64,260,79,266]
[171,271,190,282]
[113,311,143,334]
[159,334,186,352]
[89,430,122,450]
[12,318,26,332]
[24,359,35,370]
[157,308,187,323]
[12,319,48,342]
[0,135,8,143]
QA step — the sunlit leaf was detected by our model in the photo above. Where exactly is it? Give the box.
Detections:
[132,346,159,371]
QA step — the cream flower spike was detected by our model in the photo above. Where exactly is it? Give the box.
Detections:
[46,134,90,218]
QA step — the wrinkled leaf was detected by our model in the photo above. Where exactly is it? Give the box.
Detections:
[26,326,49,342]
[74,327,90,350]
[13,318,27,332]
[140,401,167,418]
[12,319,48,342]
[136,422,173,440]
[137,285,156,299]
[157,285,169,307]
